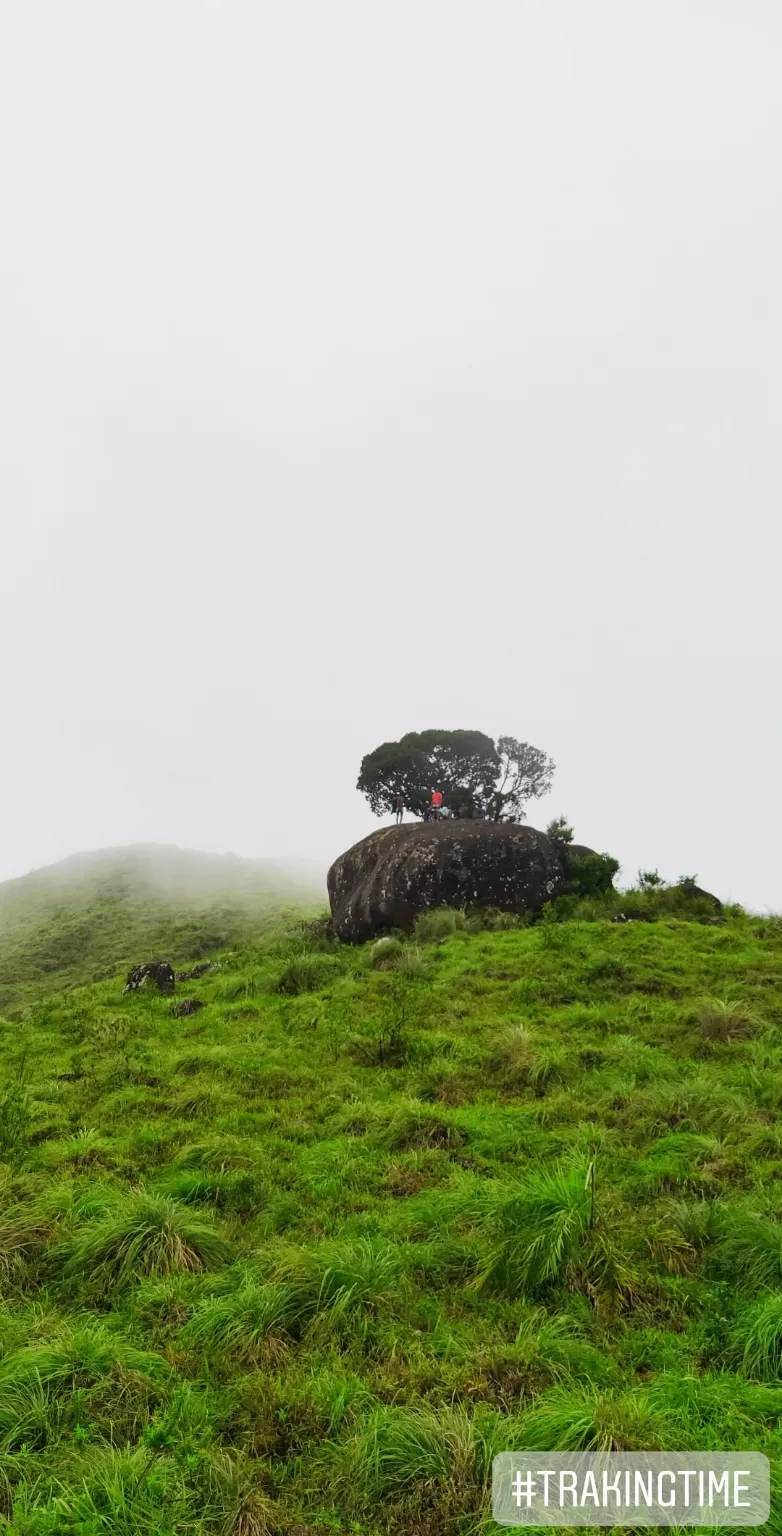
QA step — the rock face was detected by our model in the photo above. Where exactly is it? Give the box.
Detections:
[328,821,583,943]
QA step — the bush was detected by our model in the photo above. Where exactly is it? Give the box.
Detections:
[374,1101,465,1150]
[546,817,574,844]
[563,851,619,898]
[538,904,571,950]
[637,869,665,889]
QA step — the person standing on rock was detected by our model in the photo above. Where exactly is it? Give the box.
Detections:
[431,789,443,822]
[394,794,404,825]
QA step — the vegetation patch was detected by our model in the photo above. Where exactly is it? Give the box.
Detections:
[0,879,780,1530]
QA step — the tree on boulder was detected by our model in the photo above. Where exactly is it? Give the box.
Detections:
[489,737,555,822]
[357,729,555,822]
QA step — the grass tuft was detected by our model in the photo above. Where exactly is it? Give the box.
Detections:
[62,1192,232,1289]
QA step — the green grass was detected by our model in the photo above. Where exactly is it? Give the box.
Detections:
[0,879,780,1532]
[0,843,323,1011]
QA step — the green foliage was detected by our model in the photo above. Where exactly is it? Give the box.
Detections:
[357,728,499,818]
[356,727,554,820]
[713,1213,782,1293]
[563,849,620,897]
[0,877,779,1532]
[0,1084,32,1165]
[638,868,665,889]
[546,816,574,843]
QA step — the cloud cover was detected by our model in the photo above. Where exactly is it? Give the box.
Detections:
[1,1,780,905]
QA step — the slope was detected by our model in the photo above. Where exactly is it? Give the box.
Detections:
[0,844,325,1010]
[0,891,781,1533]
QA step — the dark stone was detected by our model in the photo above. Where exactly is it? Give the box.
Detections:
[174,962,218,982]
[171,997,205,1018]
[327,821,600,943]
[123,960,175,994]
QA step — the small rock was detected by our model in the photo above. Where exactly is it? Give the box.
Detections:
[174,962,218,982]
[171,997,205,1018]
[124,961,175,995]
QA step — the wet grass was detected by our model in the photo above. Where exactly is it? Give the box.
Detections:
[0,896,780,1531]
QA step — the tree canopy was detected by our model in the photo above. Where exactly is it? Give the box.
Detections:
[357,729,555,822]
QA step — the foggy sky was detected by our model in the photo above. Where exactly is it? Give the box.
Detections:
[1,1,780,908]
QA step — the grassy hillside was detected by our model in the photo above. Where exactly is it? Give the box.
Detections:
[0,845,325,1011]
[0,887,781,1533]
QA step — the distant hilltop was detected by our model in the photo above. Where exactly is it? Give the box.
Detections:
[0,843,326,1010]
[0,843,327,909]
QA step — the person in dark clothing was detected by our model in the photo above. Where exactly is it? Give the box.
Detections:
[394,795,404,825]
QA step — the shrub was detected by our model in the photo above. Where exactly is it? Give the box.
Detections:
[538,904,569,950]
[563,851,619,898]
[336,1402,485,1504]
[396,945,425,976]
[0,1322,168,1400]
[546,817,574,844]
[481,908,522,931]
[638,869,665,890]
[348,1017,409,1067]
[488,1022,535,1077]
[0,1085,32,1165]
[155,1167,266,1215]
[519,1384,662,1451]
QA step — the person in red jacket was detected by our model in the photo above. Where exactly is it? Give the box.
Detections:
[431,789,443,821]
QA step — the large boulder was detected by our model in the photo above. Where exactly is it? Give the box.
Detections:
[328,821,583,943]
